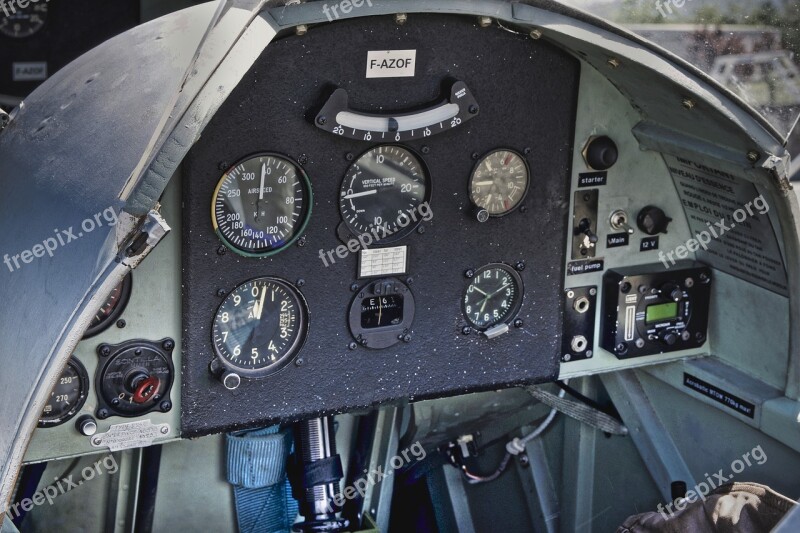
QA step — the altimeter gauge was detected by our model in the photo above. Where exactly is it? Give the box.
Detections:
[212,277,309,379]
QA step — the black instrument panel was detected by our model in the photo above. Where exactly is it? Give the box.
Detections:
[182,14,580,436]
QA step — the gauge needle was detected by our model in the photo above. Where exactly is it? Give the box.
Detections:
[473,181,495,187]
[259,164,266,200]
[487,283,511,299]
[343,190,378,200]
[378,298,383,325]
[255,289,267,320]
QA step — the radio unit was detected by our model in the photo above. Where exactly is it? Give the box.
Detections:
[601,262,712,359]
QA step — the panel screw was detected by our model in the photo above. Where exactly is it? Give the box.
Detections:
[616,343,628,355]
[520,205,528,214]
[586,350,593,358]
[217,246,227,256]
[349,342,358,350]
[417,225,426,235]
[160,401,172,412]
[111,398,120,406]
[295,357,305,367]
[462,326,472,335]
[350,283,360,292]
[395,13,407,25]
[695,332,706,342]
[295,24,308,36]
[465,269,475,279]
[97,409,109,419]
[99,345,111,357]
[524,147,532,155]
[298,154,308,165]
[406,277,414,285]
[317,116,327,125]
[116,319,126,329]
[297,237,307,247]
[515,261,526,272]
[346,152,355,161]
[563,354,572,362]
[519,454,530,467]
[402,334,412,343]
[218,162,229,171]
[135,349,142,356]
[160,426,169,435]
[620,282,632,294]
[607,58,621,68]
[296,279,306,288]
[747,150,760,163]
[469,105,479,115]
[472,152,480,160]
[163,339,175,351]
[567,290,575,299]
[682,98,696,110]
[699,273,710,284]
[514,319,524,328]
[217,289,227,297]
[530,29,542,40]
[92,436,103,446]
[478,16,492,27]
[589,288,597,296]
[421,146,430,154]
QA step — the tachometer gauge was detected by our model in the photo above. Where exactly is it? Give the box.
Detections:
[84,273,132,338]
[212,278,309,377]
[340,145,430,243]
[212,154,312,257]
[463,264,524,331]
[469,150,530,217]
[38,358,89,428]
[0,2,48,38]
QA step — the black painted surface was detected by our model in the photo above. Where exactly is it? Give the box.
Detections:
[182,14,579,436]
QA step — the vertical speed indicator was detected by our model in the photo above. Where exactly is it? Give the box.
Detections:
[212,154,312,257]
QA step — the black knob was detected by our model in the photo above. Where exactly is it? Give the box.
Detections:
[637,206,672,236]
[76,416,98,437]
[578,218,599,244]
[660,331,679,346]
[585,136,618,170]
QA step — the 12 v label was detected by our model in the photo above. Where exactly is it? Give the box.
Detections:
[366,50,417,78]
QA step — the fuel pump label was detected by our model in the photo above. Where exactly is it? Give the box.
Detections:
[665,155,788,296]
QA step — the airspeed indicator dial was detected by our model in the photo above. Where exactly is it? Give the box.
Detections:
[212,278,309,377]
[212,154,312,257]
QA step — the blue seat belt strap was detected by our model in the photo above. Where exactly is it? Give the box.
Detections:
[226,426,299,533]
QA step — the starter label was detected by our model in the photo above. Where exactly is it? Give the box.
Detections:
[366,50,417,78]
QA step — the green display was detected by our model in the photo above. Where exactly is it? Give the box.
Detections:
[646,302,679,324]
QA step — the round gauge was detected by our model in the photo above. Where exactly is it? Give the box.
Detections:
[96,339,175,418]
[38,358,89,428]
[340,145,430,243]
[212,154,312,257]
[469,149,530,217]
[212,277,309,377]
[84,273,133,338]
[463,264,524,331]
[0,2,48,38]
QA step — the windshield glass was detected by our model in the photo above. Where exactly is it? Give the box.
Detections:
[559,0,800,140]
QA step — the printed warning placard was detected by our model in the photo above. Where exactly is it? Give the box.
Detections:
[666,155,788,296]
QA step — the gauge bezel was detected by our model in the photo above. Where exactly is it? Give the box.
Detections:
[0,3,49,39]
[468,148,531,218]
[83,273,133,339]
[211,277,310,379]
[339,144,432,244]
[462,263,525,331]
[38,357,90,428]
[348,278,416,350]
[211,152,314,258]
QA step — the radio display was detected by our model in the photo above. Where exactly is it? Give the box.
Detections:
[646,302,679,324]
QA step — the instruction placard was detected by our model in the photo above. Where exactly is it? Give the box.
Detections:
[666,155,787,295]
